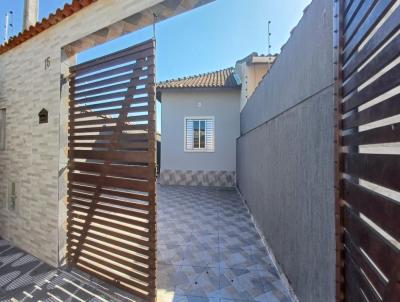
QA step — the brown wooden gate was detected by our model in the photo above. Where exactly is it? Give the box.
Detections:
[334,0,400,301]
[67,39,157,301]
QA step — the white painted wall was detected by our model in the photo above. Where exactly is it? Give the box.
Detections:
[161,89,240,172]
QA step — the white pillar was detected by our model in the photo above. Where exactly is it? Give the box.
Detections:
[23,0,38,30]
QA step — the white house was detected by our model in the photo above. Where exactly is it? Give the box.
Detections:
[157,53,275,187]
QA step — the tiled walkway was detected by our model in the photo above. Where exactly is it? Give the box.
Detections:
[0,186,292,302]
[156,185,292,302]
[0,238,128,301]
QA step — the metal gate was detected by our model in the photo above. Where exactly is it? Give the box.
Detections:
[334,0,400,301]
[67,39,157,301]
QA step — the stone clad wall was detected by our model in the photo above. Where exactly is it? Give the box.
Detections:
[236,0,336,301]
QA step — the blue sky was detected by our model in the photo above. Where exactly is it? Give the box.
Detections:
[1,0,311,131]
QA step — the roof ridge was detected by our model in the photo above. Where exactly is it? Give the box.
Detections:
[157,67,240,90]
[158,67,234,84]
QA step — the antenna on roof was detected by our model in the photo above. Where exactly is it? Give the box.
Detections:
[9,11,14,37]
[3,11,13,43]
[152,13,158,40]
[267,20,272,55]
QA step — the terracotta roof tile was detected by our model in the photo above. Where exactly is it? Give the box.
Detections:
[0,0,97,55]
[157,68,240,89]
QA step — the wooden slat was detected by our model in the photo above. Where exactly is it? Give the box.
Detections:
[68,39,156,300]
[344,0,394,61]
[342,122,400,146]
[69,192,150,212]
[69,161,150,179]
[69,223,150,247]
[345,252,382,302]
[343,31,400,96]
[69,183,150,202]
[69,133,149,142]
[71,91,127,105]
[77,252,149,284]
[69,150,150,163]
[67,231,150,256]
[70,105,149,119]
[70,216,149,239]
[75,263,150,299]
[73,50,155,79]
[69,174,149,193]
[71,124,148,134]
[343,179,400,244]
[73,73,151,93]
[344,0,354,14]
[76,258,149,291]
[344,153,400,192]
[344,0,362,29]
[342,63,400,113]
[68,204,149,229]
[67,234,149,264]
[69,193,149,214]
[345,231,387,297]
[73,79,150,98]
[71,39,154,72]
[70,142,149,151]
[343,4,400,77]
[344,207,399,278]
[342,93,400,129]
[71,114,149,126]
[344,0,377,44]
[69,243,149,276]
[74,63,154,85]
[71,211,149,237]
[338,1,400,300]
[73,96,148,111]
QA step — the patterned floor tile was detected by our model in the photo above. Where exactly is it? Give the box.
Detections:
[174,266,220,298]
[219,246,259,271]
[218,268,268,301]
[255,280,292,302]
[158,294,218,302]
[158,244,186,265]
[182,244,219,268]
[158,231,193,245]
[157,264,183,291]
[191,233,219,246]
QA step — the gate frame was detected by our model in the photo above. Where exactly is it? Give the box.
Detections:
[333,0,345,300]
[66,39,157,301]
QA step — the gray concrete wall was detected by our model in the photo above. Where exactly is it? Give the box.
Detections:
[240,0,333,134]
[236,0,335,301]
[161,89,240,172]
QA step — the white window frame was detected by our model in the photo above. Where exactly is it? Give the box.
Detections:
[184,116,215,153]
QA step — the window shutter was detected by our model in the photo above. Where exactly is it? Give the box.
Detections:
[205,119,214,151]
[186,119,194,150]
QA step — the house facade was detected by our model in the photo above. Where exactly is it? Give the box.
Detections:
[0,0,214,267]
[158,54,275,187]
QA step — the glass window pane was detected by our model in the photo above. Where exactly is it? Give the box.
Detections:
[186,119,194,150]
[200,120,205,148]
[193,120,199,148]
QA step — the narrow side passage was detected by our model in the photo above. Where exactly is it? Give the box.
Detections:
[156,185,293,302]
